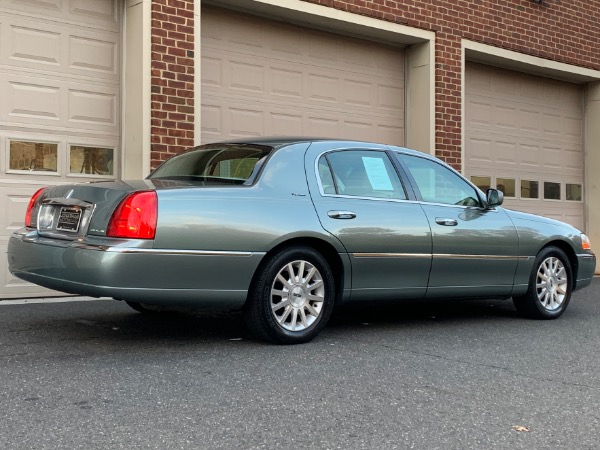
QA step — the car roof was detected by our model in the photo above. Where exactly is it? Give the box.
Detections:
[210,137,432,158]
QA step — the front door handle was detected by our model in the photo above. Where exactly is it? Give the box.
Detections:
[435,217,458,226]
[328,210,356,219]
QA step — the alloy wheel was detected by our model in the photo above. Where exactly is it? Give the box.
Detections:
[270,260,325,332]
[535,256,568,311]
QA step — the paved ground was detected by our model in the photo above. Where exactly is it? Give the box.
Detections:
[1,281,599,449]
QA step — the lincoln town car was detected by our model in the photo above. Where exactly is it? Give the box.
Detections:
[8,138,596,343]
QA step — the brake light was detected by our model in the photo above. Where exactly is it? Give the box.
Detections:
[107,191,158,239]
[25,188,46,227]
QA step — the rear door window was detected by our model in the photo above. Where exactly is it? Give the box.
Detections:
[318,150,406,200]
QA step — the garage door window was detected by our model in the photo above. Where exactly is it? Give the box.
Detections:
[521,180,539,199]
[544,182,561,200]
[69,146,114,176]
[566,184,582,202]
[8,140,58,173]
[496,178,515,198]
[471,176,490,191]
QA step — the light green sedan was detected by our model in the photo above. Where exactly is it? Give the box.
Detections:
[8,138,596,344]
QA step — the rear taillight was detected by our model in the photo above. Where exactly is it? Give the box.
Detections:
[107,191,158,239]
[25,188,46,227]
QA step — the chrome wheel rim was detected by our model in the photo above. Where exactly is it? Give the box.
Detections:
[536,256,568,311]
[270,260,325,332]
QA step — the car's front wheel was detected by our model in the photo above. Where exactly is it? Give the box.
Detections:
[244,246,336,344]
[513,246,572,319]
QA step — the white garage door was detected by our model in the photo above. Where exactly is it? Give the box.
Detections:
[201,7,405,145]
[465,63,584,229]
[0,0,121,298]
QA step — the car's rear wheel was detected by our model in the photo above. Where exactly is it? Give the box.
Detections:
[244,246,336,344]
[513,246,572,319]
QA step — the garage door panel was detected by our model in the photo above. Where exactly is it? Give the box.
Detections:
[70,0,118,23]
[270,112,303,136]
[466,62,584,229]
[0,184,51,297]
[466,104,580,144]
[270,67,303,99]
[494,141,518,165]
[466,137,492,163]
[202,49,403,116]
[68,34,118,76]
[468,133,582,177]
[6,77,61,121]
[203,93,404,144]
[202,7,405,145]
[466,125,581,154]
[0,72,119,132]
[7,23,61,66]
[0,17,119,81]
[3,0,61,15]
[0,185,37,232]
[0,0,120,298]
[2,0,118,28]
[377,123,404,144]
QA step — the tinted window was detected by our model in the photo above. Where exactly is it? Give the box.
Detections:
[400,154,480,206]
[149,144,272,185]
[320,150,406,200]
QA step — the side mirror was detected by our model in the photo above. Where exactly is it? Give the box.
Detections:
[486,188,504,207]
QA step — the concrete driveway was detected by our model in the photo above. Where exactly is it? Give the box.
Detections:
[1,280,599,449]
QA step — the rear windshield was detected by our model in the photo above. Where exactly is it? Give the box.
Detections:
[149,144,273,185]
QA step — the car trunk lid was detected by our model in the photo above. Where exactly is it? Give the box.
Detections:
[30,180,156,239]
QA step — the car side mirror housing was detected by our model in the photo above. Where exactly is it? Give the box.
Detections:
[486,188,504,207]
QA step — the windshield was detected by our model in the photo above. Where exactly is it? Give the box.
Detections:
[149,144,273,185]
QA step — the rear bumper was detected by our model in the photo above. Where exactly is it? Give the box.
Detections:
[8,229,264,308]
[575,253,596,291]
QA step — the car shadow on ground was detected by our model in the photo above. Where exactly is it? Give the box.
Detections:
[331,297,519,326]
[79,297,522,344]
[3,297,527,348]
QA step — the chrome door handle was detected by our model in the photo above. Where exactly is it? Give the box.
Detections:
[435,217,458,226]
[328,210,356,219]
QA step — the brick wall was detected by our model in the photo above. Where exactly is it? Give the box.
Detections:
[301,0,600,170]
[150,0,195,170]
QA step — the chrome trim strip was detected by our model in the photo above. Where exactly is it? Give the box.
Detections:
[71,243,254,257]
[434,253,531,260]
[352,253,431,258]
[352,252,531,260]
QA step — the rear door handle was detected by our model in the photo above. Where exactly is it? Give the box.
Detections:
[435,217,458,226]
[328,210,356,219]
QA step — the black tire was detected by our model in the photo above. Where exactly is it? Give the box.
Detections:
[243,246,336,344]
[125,301,163,315]
[513,246,573,319]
